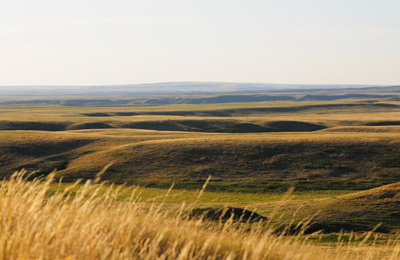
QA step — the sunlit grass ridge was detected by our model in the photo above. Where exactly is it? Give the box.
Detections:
[1,171,400,259]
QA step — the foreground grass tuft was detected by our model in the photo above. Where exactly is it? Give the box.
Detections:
[1,171,400,259]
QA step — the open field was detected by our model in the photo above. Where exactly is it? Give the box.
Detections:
[2,172,400,259]
[2,0,399,257]
[1,99,400,192]
[2,98,400,240]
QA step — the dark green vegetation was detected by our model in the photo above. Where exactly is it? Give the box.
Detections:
[2,96,400,233]
[191,206,268,223]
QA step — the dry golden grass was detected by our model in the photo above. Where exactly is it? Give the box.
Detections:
[1,171,400,260]
[1,99,400,125]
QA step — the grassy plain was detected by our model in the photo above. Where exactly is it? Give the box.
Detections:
[2,98,400,242]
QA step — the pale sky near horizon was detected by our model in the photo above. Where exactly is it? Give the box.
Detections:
[0,0,399,86]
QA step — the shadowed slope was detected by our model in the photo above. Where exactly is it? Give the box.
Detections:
[0,120,326,133]
[261,182,400,233]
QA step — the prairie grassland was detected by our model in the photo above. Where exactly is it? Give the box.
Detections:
[0,99,399,124]
[1,121,400,193]
[2,100,400,245]
[49,182,353,204]
[1,171,400,260]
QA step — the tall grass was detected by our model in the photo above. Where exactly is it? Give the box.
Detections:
[0,171,399,260]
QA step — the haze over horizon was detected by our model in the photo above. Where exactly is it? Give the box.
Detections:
[1,0,399,86]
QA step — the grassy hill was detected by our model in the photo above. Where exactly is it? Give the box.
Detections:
[1,99,400,193]
[3,97,400,258]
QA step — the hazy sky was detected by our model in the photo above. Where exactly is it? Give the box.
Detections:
[0,0,399,86]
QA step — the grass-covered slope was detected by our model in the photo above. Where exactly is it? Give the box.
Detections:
[249,182,400,233]
[2,172,400,259]
[0,99,400,192]
[1,130,400,193]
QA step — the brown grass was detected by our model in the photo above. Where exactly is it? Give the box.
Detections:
[1,171,400,260]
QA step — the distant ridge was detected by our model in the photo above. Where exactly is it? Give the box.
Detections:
[0,82,398,105]
[0,82,379,95]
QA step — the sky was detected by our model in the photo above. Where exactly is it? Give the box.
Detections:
[0,0,399,86]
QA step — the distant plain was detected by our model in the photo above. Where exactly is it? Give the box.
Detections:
[2,86,400,234]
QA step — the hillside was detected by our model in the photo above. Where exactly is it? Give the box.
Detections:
[251,182,400,233]
[0,99,400,193]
